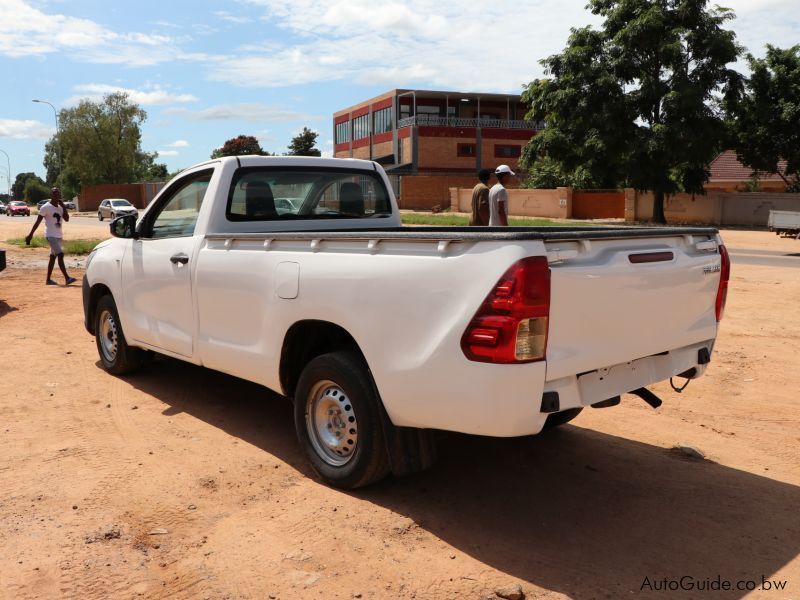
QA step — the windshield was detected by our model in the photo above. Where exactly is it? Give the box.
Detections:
[11,201,25,206]
[111,200,132,207]
[226,167,392,221]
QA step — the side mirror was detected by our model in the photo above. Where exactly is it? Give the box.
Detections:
[110,214,138,239]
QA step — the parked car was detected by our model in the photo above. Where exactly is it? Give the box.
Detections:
[37,199,49,211]
[64,200,76,210]
[7,201,30,216]
[97,198,138,221]
[83,156,730,489]
[0,200,7,212]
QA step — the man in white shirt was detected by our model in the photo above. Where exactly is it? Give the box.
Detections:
[25,188,77,286]
[488,164,515,226]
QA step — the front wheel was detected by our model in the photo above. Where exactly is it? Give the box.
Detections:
[95,295,145,375]
[294,352,390,489]
[98,212,103,221]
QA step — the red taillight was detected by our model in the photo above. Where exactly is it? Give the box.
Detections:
[715,244,730,322]
[461,256,551,363]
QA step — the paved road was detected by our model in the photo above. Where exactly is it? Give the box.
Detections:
[728,247,800,269]
[0,213,107,228]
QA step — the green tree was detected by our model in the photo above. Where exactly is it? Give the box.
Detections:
[45,92,153,191]
[521,0,741,223]
[23,178,50,203]
[210,135,269,158]
[287,127,321,157]
[12,172,45,200]
[726,45,800,192]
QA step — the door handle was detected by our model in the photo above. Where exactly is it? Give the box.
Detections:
[170,253,189,265]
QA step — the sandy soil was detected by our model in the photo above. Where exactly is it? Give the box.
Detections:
[0,226,798,599]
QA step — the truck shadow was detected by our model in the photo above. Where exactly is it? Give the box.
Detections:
[0,299,18,317]
[124,357,800,599]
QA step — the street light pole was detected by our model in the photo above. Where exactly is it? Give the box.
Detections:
[0,149,10,196]
[32,99,61,180]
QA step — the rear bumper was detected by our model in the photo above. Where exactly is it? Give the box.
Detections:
[382,339,714,438]
[544,340,714,412]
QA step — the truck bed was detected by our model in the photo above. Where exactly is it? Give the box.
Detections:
[207,225,719,242]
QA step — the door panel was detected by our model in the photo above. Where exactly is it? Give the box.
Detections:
[121,237,197,356]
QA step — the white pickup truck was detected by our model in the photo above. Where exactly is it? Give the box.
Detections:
[83,156,730,488]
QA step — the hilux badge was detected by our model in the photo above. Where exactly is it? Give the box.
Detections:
[703,264,722,274]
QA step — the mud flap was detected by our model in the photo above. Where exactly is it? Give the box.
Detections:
[370,376,437,477]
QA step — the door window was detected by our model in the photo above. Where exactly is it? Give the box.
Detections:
[145,170,213,239]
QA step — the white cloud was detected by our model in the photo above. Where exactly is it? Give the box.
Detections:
[222,0,798,91]
[0,0,191,66]
[67,84,198,106]
[169,103,320,122]
[168,140,190,147]
[157,149,179,156]
[0,118,54,139]
[214,10,251,24]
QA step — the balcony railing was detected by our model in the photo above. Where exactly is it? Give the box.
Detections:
[397,115,542,130]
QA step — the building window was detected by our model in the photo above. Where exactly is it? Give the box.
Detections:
[352,114,370,140]
[457,143,476,157]
[373,107,393,134]
[495,144,521,158]
[335,121,350,144]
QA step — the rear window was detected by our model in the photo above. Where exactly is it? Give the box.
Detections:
[226,167,392,221]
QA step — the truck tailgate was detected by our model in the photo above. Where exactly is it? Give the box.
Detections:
[545,233,722,382]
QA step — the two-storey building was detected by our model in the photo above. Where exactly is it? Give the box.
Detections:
[333,89,541,208]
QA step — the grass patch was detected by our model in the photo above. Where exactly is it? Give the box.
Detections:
[400,213,595,227]
[6,237,102,255]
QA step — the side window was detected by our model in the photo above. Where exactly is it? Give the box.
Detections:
[147,171,213,239]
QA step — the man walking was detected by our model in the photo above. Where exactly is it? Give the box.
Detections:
[488,164,515,226]
[469,169,491,226]
[25,187,77,286]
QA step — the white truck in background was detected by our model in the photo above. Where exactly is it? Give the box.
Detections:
[768,209,800,238]
[82,156,730,488]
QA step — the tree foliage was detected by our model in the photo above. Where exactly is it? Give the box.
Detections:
[726,45,800,192]
[210,135,270,158]
[23,178,50,203]
[521,0,741,222]
[12,172,45,200]
[43,92,155,197]
[287,127,321,157]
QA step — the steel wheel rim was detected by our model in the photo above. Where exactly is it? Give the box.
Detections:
[99,309,119,362]
[305,380,358,467]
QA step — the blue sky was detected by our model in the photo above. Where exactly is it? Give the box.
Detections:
[0,0,797,190]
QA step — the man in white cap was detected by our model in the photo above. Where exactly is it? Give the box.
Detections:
[488,164,515,226]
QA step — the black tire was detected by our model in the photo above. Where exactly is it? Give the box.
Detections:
[544,407,584,428]
[294,352,390,489]
[98,212,103,221]
[94,295,145,375]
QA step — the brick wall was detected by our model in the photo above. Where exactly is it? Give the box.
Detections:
[627,190,800,226]
[572,190,625,219]
[399,176,479,210]
[79,182,165,212]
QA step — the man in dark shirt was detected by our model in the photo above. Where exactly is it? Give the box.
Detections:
[469,169,491,226]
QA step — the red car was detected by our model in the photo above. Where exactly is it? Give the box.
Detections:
[7,201,30,217]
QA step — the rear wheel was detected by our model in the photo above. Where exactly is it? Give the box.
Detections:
[95,295,145,375]
[294,352,390,489]
[544,407,583,428]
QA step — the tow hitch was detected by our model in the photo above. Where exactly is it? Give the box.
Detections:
[630,387,663,409]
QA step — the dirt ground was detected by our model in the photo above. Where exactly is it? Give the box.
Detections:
[0,226,798,599]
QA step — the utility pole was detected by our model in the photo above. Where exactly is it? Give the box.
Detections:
[0,149,10,196]
[32,99,61,181]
